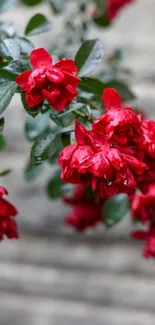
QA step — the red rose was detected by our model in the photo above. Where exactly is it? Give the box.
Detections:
[58,120,147,198]
[106,0,134,21]
[93,88,143,146]
[131,185,155,258]
[0,186,18,240]
[16,48,80,111]
[64,185,103,231]
[131,229,155,259]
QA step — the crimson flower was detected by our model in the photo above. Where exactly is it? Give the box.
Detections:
[0,186,18,240]
[16,48,80,111]
[63,185,103,231]
[131,185,155,258]
[93,88,143,146]
[106,0,134,21]
[58,120,147,198]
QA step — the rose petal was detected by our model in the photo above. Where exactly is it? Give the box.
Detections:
[26,89,43,107]
[30,48,53,69]
[75,121,88,145]
[102,88,122,110]
[0,187,8,197]
[16,70,32,91]
[54,59,78,76]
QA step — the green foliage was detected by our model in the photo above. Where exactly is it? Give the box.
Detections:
[103,194,129,228]
[30,129,57,165]
[0,22,16,38]
[0,135,6,151]
[47,0,65,14]
[25,13,52,36]
[25,112,49,141]
[0,118,5,135]
[0,80,17,115]
[46,169,73,199]
[24,160,43,181]
[0,38,20,60]
[0,169,11,177]
[75,39,104,77]
[21,0,43,6]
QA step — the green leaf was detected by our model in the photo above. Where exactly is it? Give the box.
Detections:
[0,0,16,13]
[103,193,129,228]
[57,125,75,134]
[46,169,73,200]
[15,37,34,55]
[46,169,63,199]
[21,0,43,6]
[25,112,49,141]
[47,0,64,14]
[58,103,86,118]
[104,80,136,101]
[0,135,6,151]
[93,14,110,27]
[0,80,17,114]
[79,77,105,99]
[0,22,16,38]
[25,13,52,36]
[30,130,56,165]
[0,118,5,134]
[24,160,43,181]
[21,92,40,117]
[2,60,30,76]
[75,39,104,77]
[0,38,20,60]
[0,169,11,177]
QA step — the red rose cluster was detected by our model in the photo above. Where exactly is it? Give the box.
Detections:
[64,185,104,231]
[59,88,147,199]
[16,48,80,111]
[106,0,134,21]
[0,186,18,240]
[131,186,155,258]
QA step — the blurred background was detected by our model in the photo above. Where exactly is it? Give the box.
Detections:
[1,0,155,324]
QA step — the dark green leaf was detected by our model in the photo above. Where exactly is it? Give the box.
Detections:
[25,112,49,141]
[46,169,63,199]
[0,21,16,38]
[93,14,110,27]
[30,129,56,165]
[0,80,17,114]
[0,118,5,134]
[104,80,136,101]
[46,169,73,200]
[79,77,105,99]
[0,169,11,177]
[25,13,52,36]
[47,0,64,14]
[0,0,16,13]
[21,92,40,117]
[75,39,104,77]
[21,0,43,6]
[24,160,43,181]
[0,135,6,151]
[104,193,129,228]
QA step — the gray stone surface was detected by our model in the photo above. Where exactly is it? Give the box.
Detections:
[1,0,155,324]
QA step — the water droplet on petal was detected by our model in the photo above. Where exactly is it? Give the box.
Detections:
[124,179,128,185]
[107,180,113,186]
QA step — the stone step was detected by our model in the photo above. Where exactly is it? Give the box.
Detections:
[0,292,155,325]
[0,236,153,276]
[0,261,155,312]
